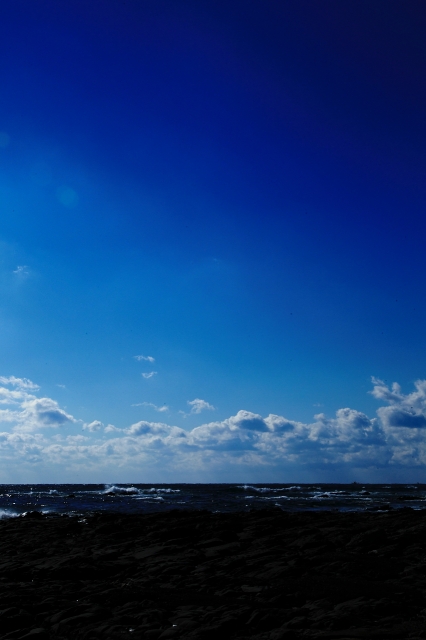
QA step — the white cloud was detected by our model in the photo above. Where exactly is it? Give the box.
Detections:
[0,379,75,434]
[371,378,426,430]
[132,402,169,412]
[134,355,155,363]
[0,375,426,480]
[13,265,30,278]
[66,435,89,444]
[126,420,185,439]
[142,372,157,379]
[0,388,33,405]
[104,424,120,433]
[83,420,103,432]
[17,397,76,431]
[187,398,215,414]
[0,376,39,390]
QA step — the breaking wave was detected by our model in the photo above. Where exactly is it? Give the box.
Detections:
[103,485,140,495]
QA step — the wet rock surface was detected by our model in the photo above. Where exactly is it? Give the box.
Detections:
[0,508,426,639]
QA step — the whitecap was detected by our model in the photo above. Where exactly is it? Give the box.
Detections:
[237,485,278,493]
[144,487,180,494]
[0,509,18,519]
[103,485,140,495]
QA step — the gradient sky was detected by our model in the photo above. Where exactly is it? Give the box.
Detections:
[1,1,426,482]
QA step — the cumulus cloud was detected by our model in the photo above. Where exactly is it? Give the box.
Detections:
[0,379,75,434]
[126,420,185,439]
[104,424,120,433]
[187,398,215,414]
[1,375,426,480]
[134,355,155,362]
[83,420,103,432]
[229,409,267,431]
[17,397,76,431]
[371,378,426,430]
[142,372,157,379]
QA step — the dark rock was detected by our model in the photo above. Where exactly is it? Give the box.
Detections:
[0,510,424,638]
[144,630,163,639]
[17,630,48,639]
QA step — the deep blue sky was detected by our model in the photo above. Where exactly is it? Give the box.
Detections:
[1,1,426,482]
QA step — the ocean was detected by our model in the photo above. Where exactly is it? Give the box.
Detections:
[0,483,425,518]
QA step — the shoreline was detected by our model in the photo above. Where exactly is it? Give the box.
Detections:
[0,508,425,639]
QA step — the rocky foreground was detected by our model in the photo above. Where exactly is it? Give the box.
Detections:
[0,508,426,639]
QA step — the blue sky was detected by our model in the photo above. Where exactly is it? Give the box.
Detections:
[1,1,426,482]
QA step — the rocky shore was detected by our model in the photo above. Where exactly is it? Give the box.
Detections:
[0,508,426,639]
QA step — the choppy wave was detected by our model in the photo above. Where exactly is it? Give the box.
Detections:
[103,485,140,495]
[238,485,285,493]
[0,483,424,517]
[0,509,18,519]
[102,485,181,496]
[147,488,180,494]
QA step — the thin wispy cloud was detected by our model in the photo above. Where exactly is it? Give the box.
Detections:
[132,402,169,412]
[12,265,29,277]
[142,372,157,379]
[134,355,155,363]
[0,376,40,390]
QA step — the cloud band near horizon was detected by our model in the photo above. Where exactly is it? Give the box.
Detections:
[0,376,425,483]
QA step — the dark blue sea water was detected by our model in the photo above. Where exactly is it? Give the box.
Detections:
[0,483,425,518]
